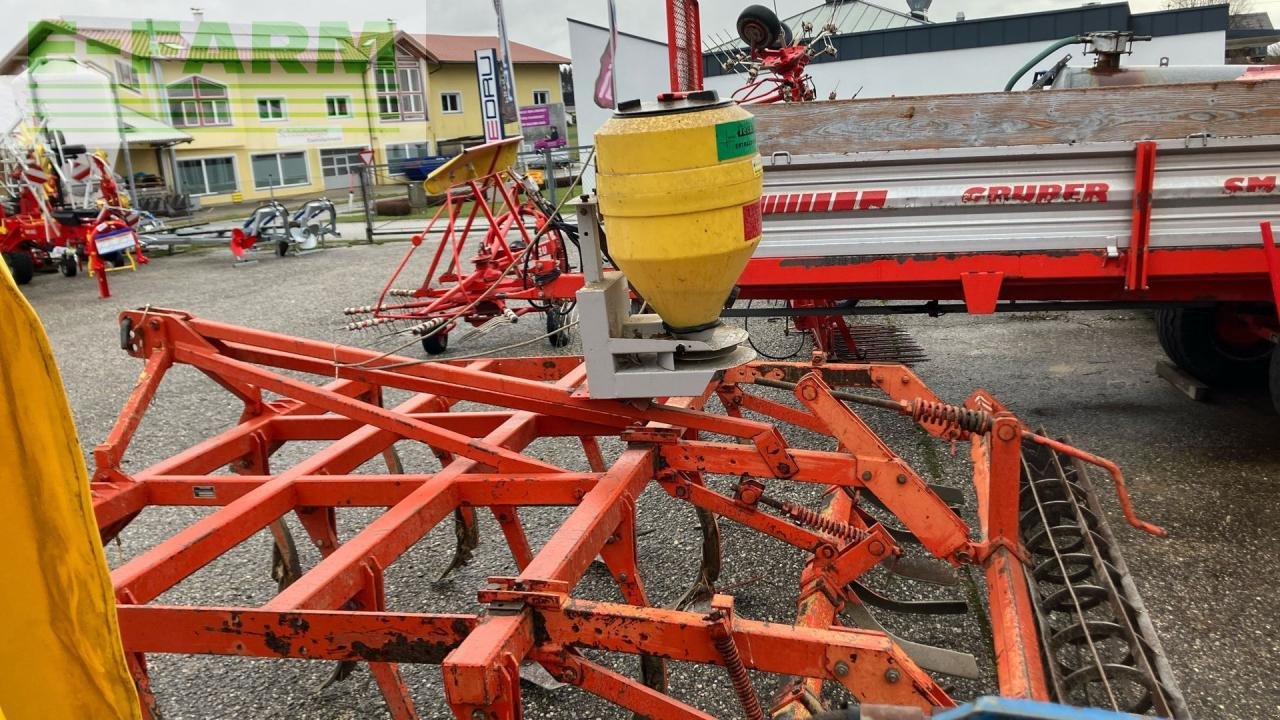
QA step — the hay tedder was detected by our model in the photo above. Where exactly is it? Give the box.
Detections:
[1,129,149,297]
[343,138,579,354]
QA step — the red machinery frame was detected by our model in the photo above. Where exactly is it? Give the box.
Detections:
[667,0,703,93]
[2,151,147,297]
[91,308,1164,718]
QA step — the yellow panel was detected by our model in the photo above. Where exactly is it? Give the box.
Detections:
[423,137,521,195]
[0,264,140,719]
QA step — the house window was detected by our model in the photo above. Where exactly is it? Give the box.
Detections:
[532,90,550,105]
[385,142,431,174]
[115,59,140,91]
[376,64,425,121]
[251,151,310,190]
[320,147,365,179]
[168,77,231,127]
[325,96,351,118]
[176,157,236,196]
[440,92,461,113]
[257,98,286,121]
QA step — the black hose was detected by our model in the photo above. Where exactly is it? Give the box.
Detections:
[742,300,807,360]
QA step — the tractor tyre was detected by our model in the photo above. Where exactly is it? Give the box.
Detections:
[59,254,78,277]
[4,251,35,285]
[546,309,572,348]
[1156,306,1270,387]
[421,331,449,355]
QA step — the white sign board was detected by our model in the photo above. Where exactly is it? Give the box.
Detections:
[277,127,344,147]
[475,48,504,142]
[94,228,137,255]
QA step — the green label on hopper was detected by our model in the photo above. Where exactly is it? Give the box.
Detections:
[715,119,756,161]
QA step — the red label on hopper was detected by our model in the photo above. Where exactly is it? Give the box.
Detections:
[743,200,762,240]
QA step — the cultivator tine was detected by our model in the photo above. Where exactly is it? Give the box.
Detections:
[437,507,479,581]
[673,505,722,612]
[1020,432,1189,719]
[843,602,981,679]
[880,554,960,586]
[321,649,357,690]
[268,520,302,592]
[848,581,968,615]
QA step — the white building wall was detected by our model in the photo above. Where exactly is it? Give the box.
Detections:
[705,31,1226,99]
[568,19,671,191]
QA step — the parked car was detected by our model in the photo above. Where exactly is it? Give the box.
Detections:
[402,156,450,181]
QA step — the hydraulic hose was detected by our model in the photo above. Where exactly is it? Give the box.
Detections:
[1004,35,1086,91]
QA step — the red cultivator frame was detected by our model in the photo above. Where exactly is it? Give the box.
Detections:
[92,308,1180,719]
[345,139,577,354]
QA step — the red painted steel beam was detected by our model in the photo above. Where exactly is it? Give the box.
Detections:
[736,246,1275,303]
[111,387,455,604]
[118,605,476,662]
[154,311,792,444]
[518,447,654,584]
[544,599,954,708]
[175,346,562,474]
[660,441,855,483]
[1125,142,1158,291]
[968,424,1049,702]
[264,413,539,611]
[130,474,602,509]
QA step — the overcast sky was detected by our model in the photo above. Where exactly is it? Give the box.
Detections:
[1,0,1269,62]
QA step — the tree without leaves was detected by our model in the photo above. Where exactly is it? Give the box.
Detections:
[1163,0,1256,27]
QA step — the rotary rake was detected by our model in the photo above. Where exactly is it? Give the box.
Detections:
[90,307,1183,719]
[343,138,580,355]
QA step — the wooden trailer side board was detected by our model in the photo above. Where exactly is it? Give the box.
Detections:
[750,79,1280,154]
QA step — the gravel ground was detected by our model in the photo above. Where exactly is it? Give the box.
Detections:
[19,243,1280,719]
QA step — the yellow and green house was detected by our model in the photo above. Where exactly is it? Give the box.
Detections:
[0,18,568,208]
[418,34,568,155]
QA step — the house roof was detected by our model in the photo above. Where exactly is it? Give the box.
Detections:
[418,34,568,64]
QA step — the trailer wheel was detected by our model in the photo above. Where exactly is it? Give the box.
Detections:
[421,331,449,355]
[1271,347,1280,414]
[1156,306,1270,386]
[737,5,784,50]
[546,309,572,348]
[276,241,290,258]
[58,254,77,278]
[3,251,34,285]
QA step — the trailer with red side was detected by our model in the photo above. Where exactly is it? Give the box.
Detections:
[715,76,1280,405]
